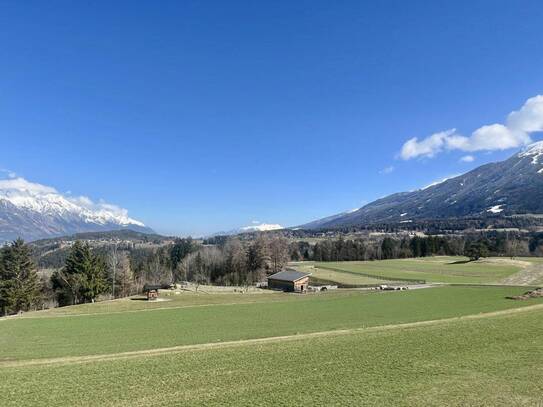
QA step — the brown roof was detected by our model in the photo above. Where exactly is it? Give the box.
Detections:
[267,270,311,282]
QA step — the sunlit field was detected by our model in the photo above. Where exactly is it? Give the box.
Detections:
[308,256,524,284]
[2,285,543,405]
[3,304,542,406]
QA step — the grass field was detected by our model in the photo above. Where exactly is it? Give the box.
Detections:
[295,263,387,285]
[21,290,288,317]
[2,307,542,406]
[1,286,542,405]
[3,286,539,362]
[309,256,525,284]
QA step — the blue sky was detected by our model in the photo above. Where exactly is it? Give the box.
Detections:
[1,1,543,236]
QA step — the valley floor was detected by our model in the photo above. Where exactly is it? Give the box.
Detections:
[1,284,543,406]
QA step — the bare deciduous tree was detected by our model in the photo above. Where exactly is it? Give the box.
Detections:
[268,236,289,274]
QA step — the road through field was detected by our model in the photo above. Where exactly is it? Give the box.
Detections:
[3,302,542,369]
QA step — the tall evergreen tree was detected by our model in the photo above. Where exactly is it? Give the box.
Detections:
[381,238,396,260]
[0,239,41,315]
[51,241,108,305]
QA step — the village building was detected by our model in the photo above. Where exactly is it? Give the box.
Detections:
[267,270,311,292]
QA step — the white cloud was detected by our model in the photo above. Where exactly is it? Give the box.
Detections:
[379,165,395,174]
[400,95,543,160]
[400,129,456,160]
[460,155,475,162]
[0,177,57,195]
[507,95,543,133]
[0,168,18,179]
[65,196,134,221]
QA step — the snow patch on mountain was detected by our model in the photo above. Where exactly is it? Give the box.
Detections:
[421,175,460,190]
[487,205,505,214]
[519,140,543,164]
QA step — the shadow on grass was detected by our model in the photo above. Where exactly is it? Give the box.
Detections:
[447,260,472,265]
[130,297,148,301]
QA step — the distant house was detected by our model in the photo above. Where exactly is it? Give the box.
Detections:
[143,284,163,301]
[267,270,311,292]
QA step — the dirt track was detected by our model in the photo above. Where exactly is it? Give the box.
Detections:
[3,303,543,369]
[500,260,543,285]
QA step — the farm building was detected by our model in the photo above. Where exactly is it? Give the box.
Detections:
[267,270,311,292]
[142,284,163,300]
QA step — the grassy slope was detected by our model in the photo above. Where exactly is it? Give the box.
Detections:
[314,257,521,284]
[2,304,542,406]
[1,286,540,362]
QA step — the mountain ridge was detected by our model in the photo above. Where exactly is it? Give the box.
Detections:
[298,141,543,230]
[0,177,152,242]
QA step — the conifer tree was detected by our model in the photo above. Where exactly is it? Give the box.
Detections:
[0,239,41,315]
[51,241,108,305]
[381,237,396,260]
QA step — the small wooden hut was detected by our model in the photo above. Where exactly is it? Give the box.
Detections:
[143,284,163,301]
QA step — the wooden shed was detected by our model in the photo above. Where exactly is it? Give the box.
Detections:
[267,270,311,292]
[143,284,163,301]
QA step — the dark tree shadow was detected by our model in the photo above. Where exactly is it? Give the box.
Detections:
[447,260,472,265]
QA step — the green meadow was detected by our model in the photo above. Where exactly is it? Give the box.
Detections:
[298,263,387,285]
[2,284,543,406]
[2,306,542,406]
[20,290,289,317]
[1,287,538,362]
[312,256,523,284]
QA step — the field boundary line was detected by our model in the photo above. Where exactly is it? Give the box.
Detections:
[3,302,543,369]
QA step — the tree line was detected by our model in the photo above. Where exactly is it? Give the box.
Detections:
[294,232,535,262]
[1,235,292,314]
[2,229,542,315]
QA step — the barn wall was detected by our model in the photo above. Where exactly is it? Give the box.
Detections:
[293,277,309,292]
[268,279,295,292]
[268,277,309,292]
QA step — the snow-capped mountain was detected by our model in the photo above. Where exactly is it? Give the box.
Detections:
[299,141,543,230]
[0,177,152,242]
[240,223,283,232]
[210,223,284,237]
